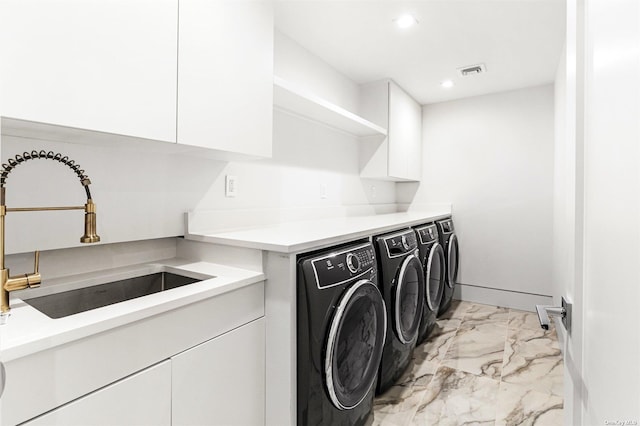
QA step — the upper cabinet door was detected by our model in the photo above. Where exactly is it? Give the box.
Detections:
[0,0,178,143]
[388,82,422,181]
[177,0,274,159]
[359,80,422,181]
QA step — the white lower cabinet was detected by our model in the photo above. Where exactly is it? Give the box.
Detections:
[22,318,266,426]
[4,282,265,425]
[25,361,172,426]
[172,317,266,426]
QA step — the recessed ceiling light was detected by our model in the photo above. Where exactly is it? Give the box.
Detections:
[394,14,418,29]
[440,80,454,89]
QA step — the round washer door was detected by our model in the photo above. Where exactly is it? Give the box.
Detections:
[325,279,387,410]
[394,254,425,344]
[447,234,459,287]
[426,243,445,311]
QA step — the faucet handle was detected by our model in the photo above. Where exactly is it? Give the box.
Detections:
[27,250,41,288]
[4,250,41,292]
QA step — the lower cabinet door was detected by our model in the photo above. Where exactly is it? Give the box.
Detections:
[25,361,171,426]
[172,317,266,426]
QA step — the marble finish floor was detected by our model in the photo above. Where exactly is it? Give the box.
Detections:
[372,300,563,425]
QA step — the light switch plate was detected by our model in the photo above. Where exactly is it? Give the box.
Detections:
[225,175,237,198]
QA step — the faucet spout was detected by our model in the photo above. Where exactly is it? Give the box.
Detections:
[0,151,101,318]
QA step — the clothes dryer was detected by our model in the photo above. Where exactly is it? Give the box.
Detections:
[297,240,387,426]
[436,217,459,316]
[373,229,424,394]
[413,223,445,344]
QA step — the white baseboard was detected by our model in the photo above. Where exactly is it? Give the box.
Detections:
[453,282,553,312]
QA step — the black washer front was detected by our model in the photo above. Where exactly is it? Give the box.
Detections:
[297,241,386,426]
[374,229,425,395]
[394,255,423,343]
[325,280,386,410]
[436,218,460,316]
[414,223,446,344]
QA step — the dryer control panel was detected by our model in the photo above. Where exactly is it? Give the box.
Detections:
[415,224,439,244]
[382,230,418,257]
[309,244,376,289]
[438,219,455,233]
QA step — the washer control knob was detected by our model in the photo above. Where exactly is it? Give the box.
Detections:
[346,253,360,273]
[401,235,411,251]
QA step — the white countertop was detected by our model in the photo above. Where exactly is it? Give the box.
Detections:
[0,259,264,362]
[186,209,452,253]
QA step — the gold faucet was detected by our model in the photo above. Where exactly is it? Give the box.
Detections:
[0,151,101,319]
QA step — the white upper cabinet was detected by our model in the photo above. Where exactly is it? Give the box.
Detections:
[359,80,422,181]
[0,0,178,143]
[177,0,274,159]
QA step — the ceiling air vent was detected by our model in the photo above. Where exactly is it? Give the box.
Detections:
[458,63,486,77]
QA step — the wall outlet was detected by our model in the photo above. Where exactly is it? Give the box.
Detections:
[225,175,237,198]
[320,183,328,199]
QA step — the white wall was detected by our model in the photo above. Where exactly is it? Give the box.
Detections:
[1,32,395,256]
[552,45,574,308]
[398,85,555,298]
[555,0,640,422]
[555,1,586,423]
[2,109,395,255]
[581,0,640,422]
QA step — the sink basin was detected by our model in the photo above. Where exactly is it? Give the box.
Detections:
[23,272,203,319]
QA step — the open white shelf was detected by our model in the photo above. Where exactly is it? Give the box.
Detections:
[273,76,387,137]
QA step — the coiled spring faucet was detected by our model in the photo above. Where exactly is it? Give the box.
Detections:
[0,150,101,322]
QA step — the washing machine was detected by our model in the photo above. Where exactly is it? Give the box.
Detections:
[436,217,459,316]
[413,223,446,344]
[374,228,425,394]
[297,240,387,426]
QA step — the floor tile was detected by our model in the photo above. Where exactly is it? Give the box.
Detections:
[438,299,473,320]
[371,411,413,426]
[412,318,461,376]
[400,358,437,391]
[463,303,511,327]
[458,320,507,334]
[495,381,563,426]
[502,329,563,396]
[372,380,425,426]
[373,355,436,424]
[372,301,565,426]
[508,327,559,349]
[442,322,507,380]
[508,309,556,333]
[411,366,500,425]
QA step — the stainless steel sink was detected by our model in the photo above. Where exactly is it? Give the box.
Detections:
[23,272,202,319]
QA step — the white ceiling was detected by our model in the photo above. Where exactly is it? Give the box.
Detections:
[274,0,566,105]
